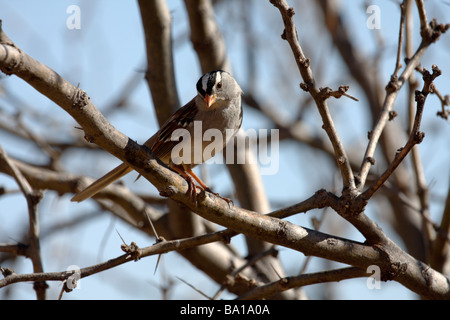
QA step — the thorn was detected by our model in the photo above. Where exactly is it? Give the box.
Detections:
[116,228,127,245]
[144,208,159,240]
[154,254,162,275]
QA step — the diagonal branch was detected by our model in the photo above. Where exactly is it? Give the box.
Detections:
[237,267,367,300]
[0,145,46,299]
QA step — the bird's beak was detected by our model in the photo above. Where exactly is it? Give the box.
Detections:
[204,94,216,108]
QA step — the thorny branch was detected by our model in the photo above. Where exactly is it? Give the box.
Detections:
[0,22,384,298]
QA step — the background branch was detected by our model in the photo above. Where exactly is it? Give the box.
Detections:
[0,145,46,299]
[184,0,292,298]
[270,0,355,192]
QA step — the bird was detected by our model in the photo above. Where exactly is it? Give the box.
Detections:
[71,70,243,204]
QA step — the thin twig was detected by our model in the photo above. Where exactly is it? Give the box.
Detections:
[2,17,450,299]
[393,2,407,77]
[413,65,450,120]
[270,0,355,191]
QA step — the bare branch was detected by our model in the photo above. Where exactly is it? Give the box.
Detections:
[0,145,46,299]
[184,0,231,72]
[393,2,407,77]
[268,189,336,219]
[270,0,355,192]
[362,66,441,200]
[0,226,240,290]
[430,183,450,272]
[138,0,180,123]
[319,85,359,102]
[0,30,384,280]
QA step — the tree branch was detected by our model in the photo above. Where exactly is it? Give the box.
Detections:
[138,0,180,123]
[0,229,238,290]
[0,30,379,269]
[237,267,367,300]
[184,0,288,294]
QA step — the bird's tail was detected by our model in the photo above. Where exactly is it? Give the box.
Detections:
[71,162,133,202]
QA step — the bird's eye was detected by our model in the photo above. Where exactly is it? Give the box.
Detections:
[217,81,223,89]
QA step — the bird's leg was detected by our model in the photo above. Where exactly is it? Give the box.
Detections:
[170,164,198,205]
[184,167,233,207]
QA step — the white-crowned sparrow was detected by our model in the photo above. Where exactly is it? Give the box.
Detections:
[71,70,243,204]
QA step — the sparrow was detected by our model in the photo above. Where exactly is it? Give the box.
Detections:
[71,70,243,204]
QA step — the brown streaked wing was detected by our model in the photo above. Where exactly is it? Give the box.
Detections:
[150,98,198,162]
